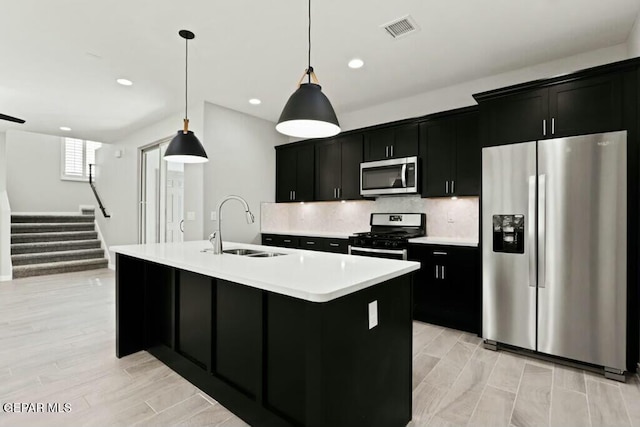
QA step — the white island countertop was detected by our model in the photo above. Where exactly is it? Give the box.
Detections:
[111,241,420,303]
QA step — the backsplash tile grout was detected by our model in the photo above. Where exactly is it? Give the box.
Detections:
[261,196,479,240]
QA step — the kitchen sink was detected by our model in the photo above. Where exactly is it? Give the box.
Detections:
[222,248,264,256]
[246,252,285,258]
[201,248,286,257]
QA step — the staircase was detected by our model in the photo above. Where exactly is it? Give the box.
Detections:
[10,212,108,278]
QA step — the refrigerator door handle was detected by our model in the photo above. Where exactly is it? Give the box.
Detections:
[538,174,546,288]
[528,175,537,288]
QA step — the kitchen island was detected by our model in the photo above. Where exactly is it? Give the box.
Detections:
[112,240,420,427]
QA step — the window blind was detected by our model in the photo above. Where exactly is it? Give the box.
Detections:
[64,138,84,177]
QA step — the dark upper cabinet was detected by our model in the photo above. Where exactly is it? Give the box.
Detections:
[548,74,622,137]
[276,144,314,202]
[478,73,623,146]
[481,88,548,146]
[363,123,419,161]
[420,109,480,197]
[315,133,363,201]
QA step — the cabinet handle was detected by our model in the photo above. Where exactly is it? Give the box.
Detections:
[290,190,293,201]
[441,266,445,279]
[306,241,315,245]
[329,243,339,247]
[433,251,448,255]
[451,180,455,194]
[265,237,273,241]
[293,190,296,200]
[333,188,336,198]
[284,239,292,243]
[338,187,341,198]
[551,117,555,135]
[542,119,546,136]
[435,265,439,279]
[385,146,389,157]
[445,181,449,194]
[390,145,394,157]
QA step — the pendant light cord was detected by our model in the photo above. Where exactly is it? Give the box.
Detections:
[185,36,189,120]
[307,0,311,84]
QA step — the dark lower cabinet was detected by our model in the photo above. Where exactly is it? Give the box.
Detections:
[408,244,480,333]
[178,271,212,370]
[262,233,348,254]
[116,254,413,427]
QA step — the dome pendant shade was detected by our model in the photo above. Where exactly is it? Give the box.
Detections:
[164,29,208,163]
[276,83,340,138]
[164,130,208,163]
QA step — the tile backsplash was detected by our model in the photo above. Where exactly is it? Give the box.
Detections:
[261,196,479,240]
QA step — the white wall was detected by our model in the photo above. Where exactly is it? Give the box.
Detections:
[95,103,205,262]
[628,11,640,57]
[203,102,286,244]
[0,132,11,281]
[5,130,95,212]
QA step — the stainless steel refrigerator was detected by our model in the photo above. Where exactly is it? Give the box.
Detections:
[482,131,627,378]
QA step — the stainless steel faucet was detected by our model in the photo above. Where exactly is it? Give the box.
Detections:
[209,195,255,254]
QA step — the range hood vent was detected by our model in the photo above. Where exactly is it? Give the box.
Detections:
[381,15,420,39]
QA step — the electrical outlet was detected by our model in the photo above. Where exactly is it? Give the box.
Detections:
[368,300,378,330]
[447,211,455,223]
[210,211,217,221]
[187,211,195,221]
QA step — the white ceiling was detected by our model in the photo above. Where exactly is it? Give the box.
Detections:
[1,0,639,142]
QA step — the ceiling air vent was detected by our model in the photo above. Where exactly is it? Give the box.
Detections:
[381,15,420,39]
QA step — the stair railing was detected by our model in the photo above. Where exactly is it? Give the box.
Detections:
[88,164,111,218]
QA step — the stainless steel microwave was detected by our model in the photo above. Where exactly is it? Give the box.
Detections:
[360,156,419,196]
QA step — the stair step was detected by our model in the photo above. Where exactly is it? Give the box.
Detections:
[12,259,109,279]
[11,222,95,233]
[11,239,102,255]
[11,248,105,266]
[11,231,98,244]
[11,214,95,224]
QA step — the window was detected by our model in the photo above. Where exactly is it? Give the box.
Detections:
[61,138,102,181]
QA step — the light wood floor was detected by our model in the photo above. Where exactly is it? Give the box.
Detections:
[0,270,638,427]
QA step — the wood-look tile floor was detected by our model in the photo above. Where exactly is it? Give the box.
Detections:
[0,269,638,427]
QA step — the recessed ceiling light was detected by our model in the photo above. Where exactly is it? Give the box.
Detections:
[348,58,364,69]
[60,126,71,131]
[116,78,133,86]
[249,98,261,105]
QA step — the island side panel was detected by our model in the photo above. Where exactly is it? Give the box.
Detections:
[321,275,413,427]
[116,254,146,358]
[265,275,413,427]
[215,279,263,400]
[177,270,213,371]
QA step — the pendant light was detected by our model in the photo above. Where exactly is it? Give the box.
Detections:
[276,0,340,139]
[164,30,208,163]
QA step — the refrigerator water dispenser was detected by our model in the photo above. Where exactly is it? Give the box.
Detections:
[492,214,524,254]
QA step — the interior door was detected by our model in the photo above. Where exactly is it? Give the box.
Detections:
[482,142,537,350]
[537,132,627,370]
[140,139,184,244]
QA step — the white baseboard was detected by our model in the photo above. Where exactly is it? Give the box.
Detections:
[0,274,12,282]
[108,263,115,271]
[93,220,111,267]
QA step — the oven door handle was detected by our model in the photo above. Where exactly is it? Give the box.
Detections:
[349,246,408,259]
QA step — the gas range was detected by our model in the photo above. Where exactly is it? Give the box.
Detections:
[348,213,426,260]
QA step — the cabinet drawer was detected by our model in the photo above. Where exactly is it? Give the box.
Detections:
[261,234,300,248]
[300,237,324,251]
[324,238,348,254]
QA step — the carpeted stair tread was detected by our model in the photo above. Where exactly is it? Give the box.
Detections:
[11,214,95,223]
[11,248,105,266]
[12,259,109,279]
[11,222,96,233]
[10,239,102,254]
[11,231,98,244]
